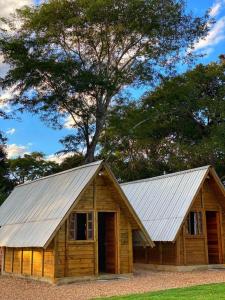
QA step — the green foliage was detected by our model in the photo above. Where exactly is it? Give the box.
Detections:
[0,0,209,162]
[102,61,225,182]
[0,133,14,204]
[8,152,59,184]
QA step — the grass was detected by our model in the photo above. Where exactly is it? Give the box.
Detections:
[96,283,225,299]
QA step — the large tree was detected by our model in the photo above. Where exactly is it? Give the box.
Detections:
[102,60,225,182]
[0,0,209,162]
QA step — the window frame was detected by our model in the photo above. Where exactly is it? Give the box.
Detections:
[68,211,94,242]
[186,210,203,236]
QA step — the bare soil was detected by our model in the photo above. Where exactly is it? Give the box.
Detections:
[1,267,225,300]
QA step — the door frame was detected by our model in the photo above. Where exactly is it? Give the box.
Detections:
[95,210,120,275]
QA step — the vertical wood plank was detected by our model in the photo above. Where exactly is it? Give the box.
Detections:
[42,248,44,277]
[2,247,5,273]
[159,242,163,264]
[11,248,14,273]
[176,235,181,266]
[20,248,23,274]
[219,210,225,263]
[31,249,33,276]
[128,223,133,273]
[116,209,120,274]
[183,226,186,265]
[64,220,68,277]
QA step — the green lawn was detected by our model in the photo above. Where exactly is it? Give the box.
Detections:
[96,283,225,299]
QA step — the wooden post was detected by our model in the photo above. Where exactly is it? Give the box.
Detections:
[94,211,98,275]
[219,210,225,263]
[20,248,23,274]
[31,249,33,276]
[176,236,181,266]
[1,247,5,273]
[183,226,186,265]
[64,221,68,277]
[116,209,121,274]
[128,223,133,273]
[159,242,163,264]
[42,249,45,277]
[11,248,14,273]
[93,179,98,275]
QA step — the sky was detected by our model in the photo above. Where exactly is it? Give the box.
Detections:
[0,0,225,162]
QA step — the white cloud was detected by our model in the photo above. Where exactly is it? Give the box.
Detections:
[193,16,225,52]
[6,143,29,158]
[6,128,16,135]
[0,0,33,18]
[64,115,75,129]
[46,152,74,164]
[209,0,225,17]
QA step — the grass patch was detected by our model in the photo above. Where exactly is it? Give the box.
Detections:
[96,283,225,299]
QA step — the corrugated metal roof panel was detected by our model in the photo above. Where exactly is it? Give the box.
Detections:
[121,166,210,242]
[0,160,103,247]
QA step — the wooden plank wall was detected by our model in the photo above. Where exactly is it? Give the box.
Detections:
[54,173,133,279]
[134,176,225,266]
[3,242,54,279]
[176,177,224,265]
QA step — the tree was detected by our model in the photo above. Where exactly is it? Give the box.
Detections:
[0,132,14,204]
[102,60,225,181]
[8,152,59,184]
[0,0,209,162]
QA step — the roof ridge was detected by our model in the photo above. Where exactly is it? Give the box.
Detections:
[121,165,211,186]
[15,160,104,188]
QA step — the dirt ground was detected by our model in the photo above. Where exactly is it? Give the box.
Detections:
[1,267,225,300]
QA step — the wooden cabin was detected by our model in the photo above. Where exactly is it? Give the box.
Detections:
[0,161,153,284]
[122,166,225,270]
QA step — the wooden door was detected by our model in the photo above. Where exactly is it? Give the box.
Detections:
[206,211,222,264]
[105,213,116,273]
[98,212,116,273]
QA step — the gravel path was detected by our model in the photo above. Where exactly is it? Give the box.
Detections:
[1,267,225,300]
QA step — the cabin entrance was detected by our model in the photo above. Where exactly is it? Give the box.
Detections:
[206,211,222,264]
[98,212,116,274]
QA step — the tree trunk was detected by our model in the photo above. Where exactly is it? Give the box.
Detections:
[84,110,106,164]
[84,143,96,163]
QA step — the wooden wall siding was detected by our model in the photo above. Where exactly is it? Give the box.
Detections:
[134,176,225,267]
[3,172,137,280]
[3,244,54,279]
[178,177,225,266]
[54,173,134,278]
[185,238,207,265]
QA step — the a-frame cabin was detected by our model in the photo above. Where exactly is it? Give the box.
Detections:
[0,161,153,283]
[122,166,225,270]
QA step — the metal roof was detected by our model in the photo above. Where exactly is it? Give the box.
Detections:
[121,166,210,242]
[0,160,103,248]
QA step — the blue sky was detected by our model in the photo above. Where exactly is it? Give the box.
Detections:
[0,0,225,162]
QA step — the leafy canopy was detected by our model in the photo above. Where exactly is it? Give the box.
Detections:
[0,0,209,162]
[102,61,225,181]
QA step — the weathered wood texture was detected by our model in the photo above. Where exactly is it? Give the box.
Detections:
[134,176,225,266]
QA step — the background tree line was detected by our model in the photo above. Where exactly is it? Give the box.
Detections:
[0,0,224,203]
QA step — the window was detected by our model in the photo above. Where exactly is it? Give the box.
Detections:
[69,212,94,240]
[187,211,203,235]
